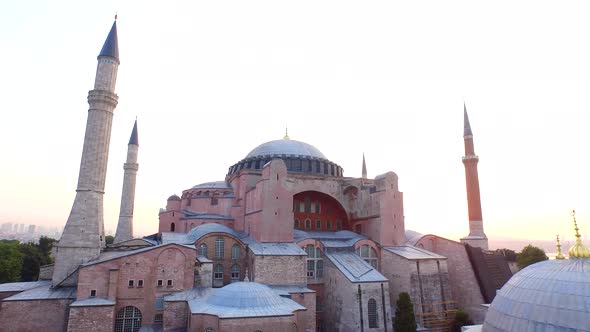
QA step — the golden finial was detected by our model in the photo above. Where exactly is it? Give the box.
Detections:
[283,125,290,140]
[568,210,590,258]
[555,234,565,260]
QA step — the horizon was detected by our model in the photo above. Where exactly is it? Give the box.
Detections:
[2,1,590,245]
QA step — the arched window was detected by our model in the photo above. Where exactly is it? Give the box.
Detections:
[357,245,378,269]
[294,219,300,228]
[215,237,224,259]
[199,244,208,258]
[304,245,323,279]
[368,298,378,328]
[305,219,312,230]
[231,244,241,259]
[214,264,223,280]
[170,223,175,232]
[316,220,321,229]
[115,306,142,332]
[231,264,240,281]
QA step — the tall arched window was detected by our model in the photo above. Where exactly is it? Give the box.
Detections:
[368,298,378,328]
[231,244,241,259]
[199,244,208,258]
[170,223,175,232]
[214,264,223,280]
[357,245,378,269]
[230,264,240,281]
[215,237,224,259]
[115,306,142,332]
[304,245,323,279]
[305,219,312,229]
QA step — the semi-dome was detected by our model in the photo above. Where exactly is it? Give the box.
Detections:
[227,137,343,178]
[482,258,590,332]
[245,139,327,159]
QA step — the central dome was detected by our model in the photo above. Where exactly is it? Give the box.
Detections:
[245,139,327,159]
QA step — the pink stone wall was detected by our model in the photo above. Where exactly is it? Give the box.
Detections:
[291,292,316,332]
[163,301,188,331]
[0,299,72,332]
[76,245,196,327]
[251,254,306,285]
[374,172,405,246]
[67,305,114,332]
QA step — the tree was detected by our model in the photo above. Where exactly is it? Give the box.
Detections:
[19,242,46,281]
[516,244,548,269]
[105,235,114,245]
[393,292,417,332]
[38,236,56,262]
[496,248,517,262]
[451,309,474,332]
[0,240,23,283]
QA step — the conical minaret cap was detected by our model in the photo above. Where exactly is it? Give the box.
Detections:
[128,120,138,146]
[99,21,119,61]
[464,103,473,137]
[568,210,590,258]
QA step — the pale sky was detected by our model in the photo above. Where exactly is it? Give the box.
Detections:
[1,0,590,247]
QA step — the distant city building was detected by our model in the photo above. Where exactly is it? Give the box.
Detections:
[0,20,512,332]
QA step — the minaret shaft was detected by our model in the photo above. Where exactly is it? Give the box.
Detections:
[114,122,139,243]
[52,22,119,287]
[460,106,488,249]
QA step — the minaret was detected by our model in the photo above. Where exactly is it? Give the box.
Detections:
[52,21,119,286]
[361,153,367,179]
[460,103,488,249]
[114,120,139,243]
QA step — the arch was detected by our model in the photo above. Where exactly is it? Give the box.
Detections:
[368,298,378,328]
[170,222,175,232]
[293,190,350,231]
[115,306,142,332]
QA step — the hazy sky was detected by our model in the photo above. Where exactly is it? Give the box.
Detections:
[1,0,590,246]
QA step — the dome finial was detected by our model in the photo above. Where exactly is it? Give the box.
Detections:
[283,125,289,140]
[568,210,590,258]
[555,234,565,259]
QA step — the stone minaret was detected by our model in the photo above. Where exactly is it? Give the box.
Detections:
[460,104,488,249]
[361,153,367,179]
[52,21,119,286]
[114,120,139,243]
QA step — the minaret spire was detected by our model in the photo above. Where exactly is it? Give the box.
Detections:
[361,153,367,179]
[460,103,488,249]
[114,120,139,243]
[568,210,590,258]
[52,21,120,286]
[555,234,565,260]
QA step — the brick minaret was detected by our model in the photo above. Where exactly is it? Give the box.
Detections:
[114,120,139,243]
[52,21,119,286]
[362,153,367,179]
[460,104,488,249]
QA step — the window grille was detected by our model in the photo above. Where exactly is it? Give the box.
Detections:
[115,306,142,332]
[214,264,224,280]
[157,279,163,287]
[368,298,378,328]
[357,245,378,269]
[305,219,311,229]
[304,245,323,279]
[128,280,134,288]
[231,244,241,259]
[215,237,224,259]
[231,264,240,281]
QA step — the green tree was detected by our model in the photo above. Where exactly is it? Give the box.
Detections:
[516,244,548,269]
[393,292,417,332]
[0,240,23,283]
[451,309,474,332]
[19,242,46,281]
[38,236,56,262]
[496,248,517,262]
[105,235,114,245]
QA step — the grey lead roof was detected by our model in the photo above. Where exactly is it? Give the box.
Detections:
[0,280,50,293]
[483,258,590,332]
[294,229,366,242]
[249,242,307,256]
[128,120,138,145]
[245,139,327,159]
[70,298,116,307]
[3,283,76,301]
[191,181,233,190]
[384,245,446,260]
[325,251,388,283]
[99,21,119,61]
[464,103,473,136]
[188,282,305,318]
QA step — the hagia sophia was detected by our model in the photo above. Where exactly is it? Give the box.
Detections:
[0,20,589,332]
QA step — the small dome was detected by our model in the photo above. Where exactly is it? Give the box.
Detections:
[483,258,590,331]
[245,139,326,159]
[191,181,232,190]
[206,282,286,308]
[167,194,180,201]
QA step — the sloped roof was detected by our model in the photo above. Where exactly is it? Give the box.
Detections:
[3,283,75,301]
[383,245,446,260]
[325,251,387,283]
[0,280,50,293]
[70,298,115,307]
[249,242,307,256]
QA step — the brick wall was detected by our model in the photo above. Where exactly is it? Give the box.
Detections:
[67,305,114,332]
[0,299,72,332]
[195,234,247,286]
[252,255,305,285]
[163,301,188,331]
